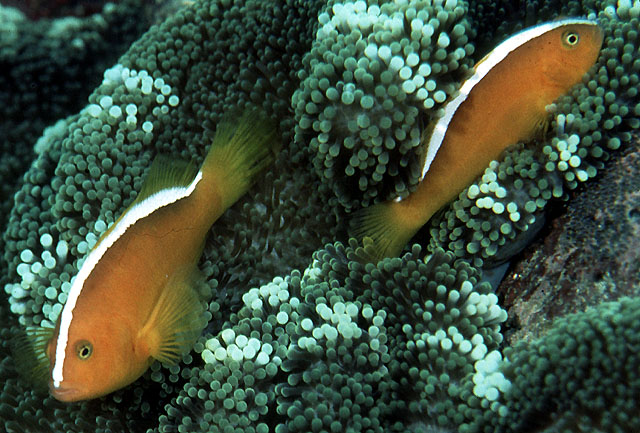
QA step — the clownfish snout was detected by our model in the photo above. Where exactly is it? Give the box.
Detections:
[49,382,81,402]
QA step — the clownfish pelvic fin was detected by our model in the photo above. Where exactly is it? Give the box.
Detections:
[135,268,206,365]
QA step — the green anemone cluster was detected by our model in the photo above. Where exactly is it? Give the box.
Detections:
[293,0,475,210]
[0,0,150,239]
[168,259,393,432]
[467,0,588,48]
[367,244,508,431]
[160,242,507,432]
[467,296,640,433]
[0,0,148,144]
[427,145,563,267]
[425,0,640,265]
[161,243,394,432]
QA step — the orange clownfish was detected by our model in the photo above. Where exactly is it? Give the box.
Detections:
[352,18,603,261]
[18,109,279,402]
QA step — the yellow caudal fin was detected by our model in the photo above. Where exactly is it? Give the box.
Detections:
[11,325,55,392]
[350,201,418,262]
[138,268,207,365]
[201,108,280,210]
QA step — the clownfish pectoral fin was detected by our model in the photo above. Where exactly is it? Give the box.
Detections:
[200,108,280,210]
[137,269,207,365]
[532,111,553,141]
[11,325,54,391]
[134,155,199,205]
[350,201,417,262]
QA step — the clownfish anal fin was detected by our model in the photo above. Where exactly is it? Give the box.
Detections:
[11,325,54,392]
[350,201,416,262]
[136,268,207,365]
[135,155,199,205]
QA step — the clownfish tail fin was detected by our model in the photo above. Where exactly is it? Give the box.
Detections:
[201,108,280,209]
[350,201,417,262]
[11,325,54,392]
[137,268,208,365]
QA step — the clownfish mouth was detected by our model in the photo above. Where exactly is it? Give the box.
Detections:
[49,383,81,402]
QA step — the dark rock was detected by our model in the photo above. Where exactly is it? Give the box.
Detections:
[498,136,640,344]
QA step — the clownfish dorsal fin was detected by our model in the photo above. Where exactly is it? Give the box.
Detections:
[472,49,493,71]
[136,268,206,365]
[134,156,199,205]
[11,325,55,392]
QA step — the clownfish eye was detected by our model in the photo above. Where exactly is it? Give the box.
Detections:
[563,31,580,47]
[75,340,93,360]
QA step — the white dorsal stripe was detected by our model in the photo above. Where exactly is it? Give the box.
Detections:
[51,170,203,388]
[420,18,597,180]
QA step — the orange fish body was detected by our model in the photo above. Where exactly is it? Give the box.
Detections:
[46,179,213,400]
[28,110,279,402]
[353,19,604,260]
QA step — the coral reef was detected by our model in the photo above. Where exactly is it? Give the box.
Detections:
[2,0,640,431]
